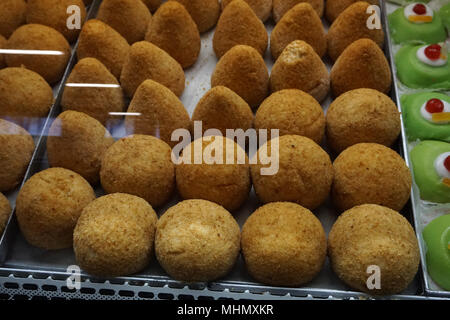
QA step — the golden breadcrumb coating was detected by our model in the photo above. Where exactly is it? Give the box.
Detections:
[328,204,420,295]
[176,136,251,211]
[155,199,240,282]
[222,0,272,22]
[100,134,175,208]
[326,88,400,153]
[16,167,95,250]
[251,135,333,210]
[326,0,379,23]
[0,192,11,235]
[273,0,324,22]
[0,0,26,38]
[242,202,327,286]
[47,111,115,185]
[175,0,220,33]
[332,143,411,212]
[255,89,325,144]
[74,193,158,277]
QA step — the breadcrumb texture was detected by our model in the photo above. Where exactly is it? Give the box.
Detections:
[16,168,95,250]
[331,38,391,97]
[213,0,268,58]
[155,199,240,282]
[326,88,400,153]
[97,0,151,44]
[176,136,251,211]
[6,24,70,84]
[327,2,384,62]
[325,0,379,23]
[125,79,191,147]
[47,111,115,185]
[120,41,185,98]
[273,0,324,22]
[142,0,162,12]
[0,193,11,235]
[255,89,325,143]
[74,193,158,277]
[328,204,420,295]
[0,35,7,69]
[100,134,175,208]
[0,0,26,38]
[77,19,130,79]
[251,135,333,210]
[175,0,220,33]
[211,45,269,108]
[242,202,327,286]
[0,67,53,127]
[222,0,272,22]
[192,86,254,136]
[146,1,200,68]
[61,58,125,125]
[27,0,87,43]
[0,120,35,192]
[270,40,330,102]
[332,143,412,212]
[271,3,326,60]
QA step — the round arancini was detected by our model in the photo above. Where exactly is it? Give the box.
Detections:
[241,202,327,286]
[326,88,401,153]
[332,143,412,212]
[328,204,420,295]
[5,24,71,84]
[0,0,26,38]
[0,119,35,192]
[47,111,115,185]
[100,134,175,208]
[176,136,251,211]
[74,193,158,277]
[0,67,53,127]
[251,135,333,210]
[255,89,325,144]
[155,199,240,282]
[16,168,95,250]
[0,192,11,235]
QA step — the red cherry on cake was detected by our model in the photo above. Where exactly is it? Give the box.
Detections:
[444,156,450,172]
[425,99,444,113]
[413,3,426,15]
[424,44,442,61]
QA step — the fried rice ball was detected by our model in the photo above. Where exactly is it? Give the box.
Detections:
[332,143,412,212]
[325,0,379,23]
[176,136,251,211]
[328,204,420,295]
[155,199,240,282]
[97,0,151,44]
[61,57,125,126]
[0,0,26,38]
[26,0,87,43]
[251,135,333,210]
[74,193,158,277]
[0,119,35,192]
[77,19,130,79]
[326,88,401,153]
[242,202,326,286]
[255,89,325,144]
[222,0,272,22]
[273,0,324,22]
[0,67,53,127]
[191,86,254,136]
[5,24,71,84]
[175,0,220,33]
[16,168,95,250]
[0,193,11,235]
[100,134,175,208]
[0,35,6,69]
[47,111,115,185]
[211,45,269,109]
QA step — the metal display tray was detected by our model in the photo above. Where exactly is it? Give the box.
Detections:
[0,0,441,300]
[384,1,450,298]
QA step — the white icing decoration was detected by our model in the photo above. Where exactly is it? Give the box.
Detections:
[404,3,434,24]
[434,152,450,179]
[416,45,448,67]
[420,99,450,123]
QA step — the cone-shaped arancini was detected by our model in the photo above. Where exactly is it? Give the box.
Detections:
[325,0,379,23]
[175,0,220,33]
[222,0,272,22]
[273,0,324,22]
